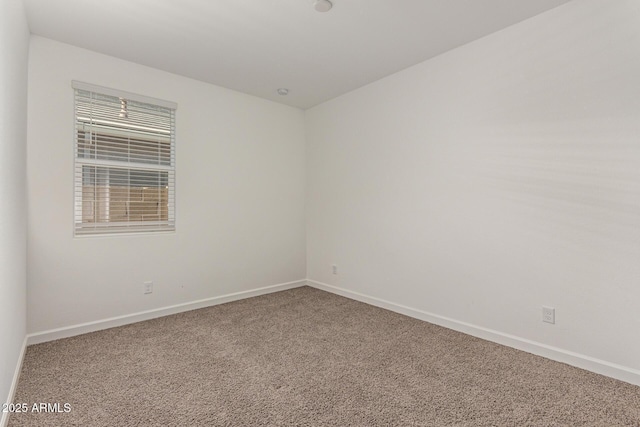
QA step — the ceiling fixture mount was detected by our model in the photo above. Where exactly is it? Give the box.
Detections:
[314,0,332,13]
[277,88,289,96]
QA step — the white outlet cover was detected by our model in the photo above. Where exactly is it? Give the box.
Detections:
[542,306,555,324]
[144,281,153,294]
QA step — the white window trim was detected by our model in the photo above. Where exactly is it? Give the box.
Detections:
[71,81,177,110]
[72,82,177,237]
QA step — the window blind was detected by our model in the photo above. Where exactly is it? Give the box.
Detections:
[73,82,176,235]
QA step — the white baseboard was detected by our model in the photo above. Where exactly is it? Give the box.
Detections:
[307,279,640,387]
[1,336,28,427]
[27,280,307,345]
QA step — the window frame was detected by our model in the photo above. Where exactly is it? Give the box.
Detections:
[72,81,177,237]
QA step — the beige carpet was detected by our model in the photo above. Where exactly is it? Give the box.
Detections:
[8,286,640,426]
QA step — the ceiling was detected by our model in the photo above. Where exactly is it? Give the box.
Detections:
[23,0,572,109]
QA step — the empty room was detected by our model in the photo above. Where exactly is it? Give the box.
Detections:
[1,0,639,425]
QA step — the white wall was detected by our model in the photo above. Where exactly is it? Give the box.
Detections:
[0,0,29,415]
[306,0,640,380]
[27,37,306,334]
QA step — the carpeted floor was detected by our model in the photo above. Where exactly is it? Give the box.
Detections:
[8,286,640,426]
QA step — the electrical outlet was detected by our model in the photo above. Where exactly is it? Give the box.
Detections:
[144,281,153,294]
[332,264,338,275]
[542,306,555,324]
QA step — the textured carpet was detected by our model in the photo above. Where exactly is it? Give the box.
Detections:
[8,286,640,426]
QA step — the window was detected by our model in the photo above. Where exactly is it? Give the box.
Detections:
[73,81,176,235]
